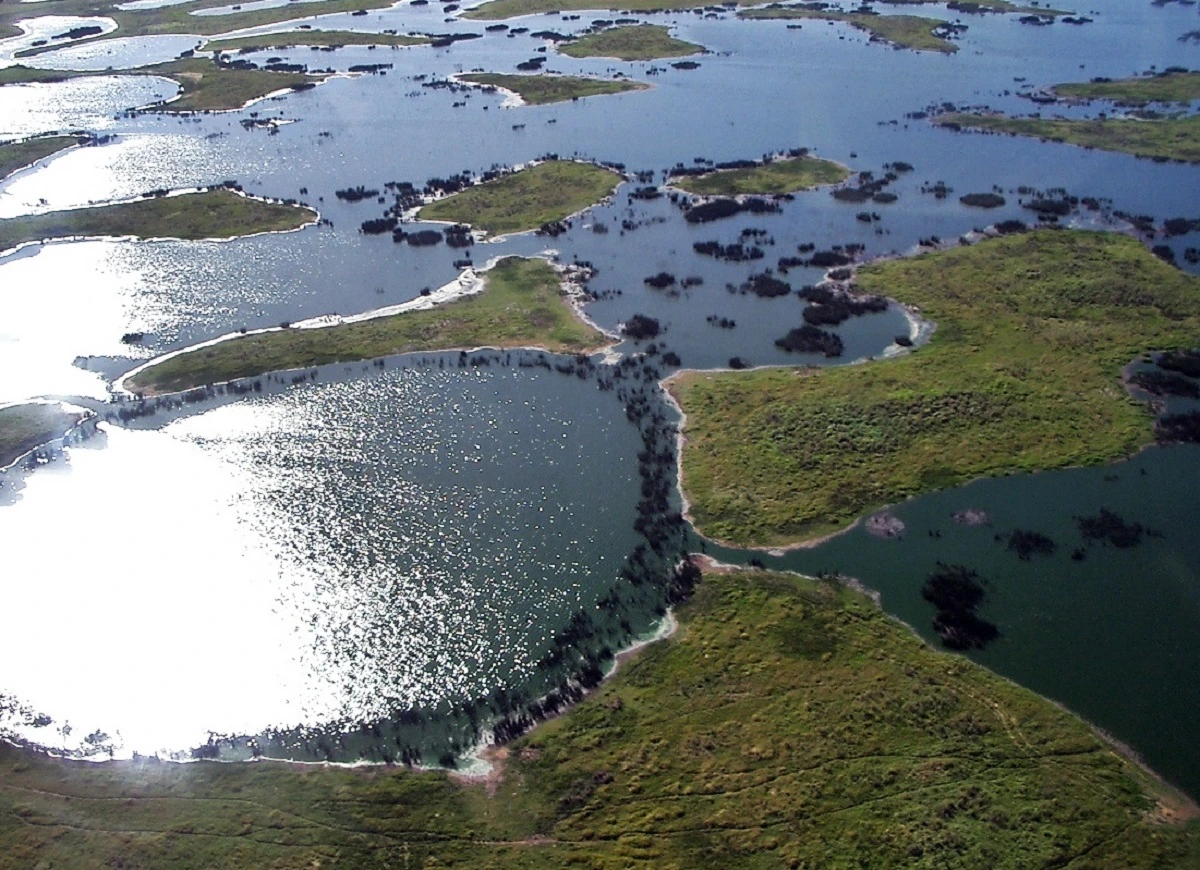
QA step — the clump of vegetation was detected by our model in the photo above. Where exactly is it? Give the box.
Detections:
[960,192,1006,208]
[1157,409,1200,444]
[0,188,314,253]
[1075,507,1158,548]
[1005,528,1056,560]
[740,5,960,52]
[741,272,791,297]
[671,153,849,196]
[1129,368,1200,398]
[921,562,999,649]
[683,196,780,223]
[458,72,647,105]
[621,313,661,339]
[1053,70,1200,106]
[672,231,1200,546]
[418,160,621,236]
[204,30,430,52]
[1158,349,1200,378]
[774,324,844,357]
[127,258,606,394]
[558,24,702,60]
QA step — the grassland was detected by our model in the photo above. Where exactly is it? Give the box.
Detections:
[671,154,850,196]
[740,7,958,53]
[0,188,315,254]
[0,136,87,182]
[558,24,702,61]
[204,29,429,52]
[937,112,1200,163]
[418,160,622,235]
[1,567,1195,868]
[126,257,607,394]
[671,230,1200,547]
[0,59,324,112]
[1053,70,1200,105]
[458,71,647,105]
[464,0,750,18]
[0,404,84,468]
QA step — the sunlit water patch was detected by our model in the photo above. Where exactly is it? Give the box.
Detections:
[25,34,200,71]
[0,355,654,760]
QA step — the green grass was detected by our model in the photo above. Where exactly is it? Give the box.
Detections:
[1054,71,1200,106]
[0,135,87,182]
[671,154,850,195]
[0,188,315,254]
[740,6,959,53]
[672,230,1200,547]
[937,112,1200,163]
[0,403,84,468]
[418,159,623,235]
[464,0,755,18]
[558,24,702,61]
[457,71,648,105]
[0,59,324,112]
[126,257,608,394]
[1,568,1196,867]
[203,29,429,52]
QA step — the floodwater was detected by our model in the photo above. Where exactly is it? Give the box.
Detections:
[0,0,1197,786]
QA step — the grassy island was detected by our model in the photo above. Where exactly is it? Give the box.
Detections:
[671,154,850,195]
[0,136,88,182]
[740,6,958,54]
[0,403,84,468]
[672,230,1200,547]
[457,72,647,105]
[418,160,622,235]
[0,188,316,254]
[1053,70,1200,106]
[204,30,430,53]
[125,257,607,394]
[558,24,702,61]
[0,59,325,112]
[936,112,1200,164]
[1,567,1196,867]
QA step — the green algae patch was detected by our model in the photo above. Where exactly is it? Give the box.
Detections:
[0,188,315,253]
[1053,71,1200,106]
[0,59,325,112]
[204,29,430,52]
[672,230,1200,548]
[558,24,702,61]
[1,567,1196,867]
[671,154,850,195]
[0,135,88,182]
[458,71,647,105]
[418,159,622,235]
[937,112,1200,164]
[740,6,959,53]
[0,403,84,468]
[125,257,608,395]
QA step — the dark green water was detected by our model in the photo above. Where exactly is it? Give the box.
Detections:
[708,444,1200,800]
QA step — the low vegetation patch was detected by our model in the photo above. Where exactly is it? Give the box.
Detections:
[936,111,1200,164]
[204,30,429,52]
[671,153,849,195]
[0,568,1194,867]
[458,72,647,105]
[1053,70,1200,106]
[672,230,1200,547]
[0,135,87,182]
[0,188,314,254]
[740,6,960,54]
[418,160,622,235]
[0,403,83,467]
[126,257,606,394]
[558,24,702,60]
[465,0,754,19]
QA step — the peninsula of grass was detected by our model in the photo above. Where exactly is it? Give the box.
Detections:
[125,257,606,394]
[671,230,1200,547]
[418,160,621,235]
[203,29,430,53]
[671,154,850,195]
[1,567,1196,867]
[458,71,647,105]
[879,0,1070,14]
[0,403,84,468]
[740,6,958,53]
[0,135,88,182]
[558,24,702,61]
[0,58,325,112]
[0,188,315,254]
[1053,70,1200,106]
[937,111,1200,163]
